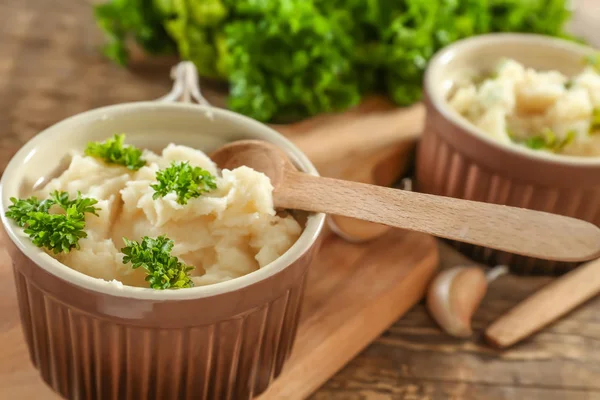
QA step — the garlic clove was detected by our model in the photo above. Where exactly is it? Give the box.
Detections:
[426,266,488,338]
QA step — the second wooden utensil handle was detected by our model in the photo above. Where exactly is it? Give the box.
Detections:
[276,172,600,262]
[485,258,600,348]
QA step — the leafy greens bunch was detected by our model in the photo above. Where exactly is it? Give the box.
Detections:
[94,0,574,122]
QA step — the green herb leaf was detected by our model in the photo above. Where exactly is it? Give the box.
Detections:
[515,128,576,153]
[555,130,576,151]
[584,53,600,72]
[85,134,146,170]
[5,191,100,254]
[151,161,217,205]
[590,108,600,134]
[49,191,101,215]
[5,197,52,227]
[121,235,194,290]
[542,128,557,147]
[524,136,547,150]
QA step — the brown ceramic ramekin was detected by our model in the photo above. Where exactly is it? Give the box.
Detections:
[416,33,600,275]
[0,102,325,399]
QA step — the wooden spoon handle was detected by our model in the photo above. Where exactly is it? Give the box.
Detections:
[276,173,600,262]
[485,258,600,348]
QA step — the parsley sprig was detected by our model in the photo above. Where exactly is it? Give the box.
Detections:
[85,134,146,170]
[121,235,194,290]
[151,161,217,205]
[5,191,100,254]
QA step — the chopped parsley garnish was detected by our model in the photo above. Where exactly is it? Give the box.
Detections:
[590,108,600,134]
[151,161,217,205]
[584,53,600,72]
[524,136,547,150]
[515,129,576,153]
[85,134,146,170]
[560,130,577,150]
[121,235,194,290]
[5,191,99,254]
[526,128,557,150]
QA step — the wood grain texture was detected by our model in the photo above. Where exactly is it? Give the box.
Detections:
[1,1,600,399]
[312,379,598,400]
[280,103,424,167]
[486,257,600,348]
[310,243,600,400]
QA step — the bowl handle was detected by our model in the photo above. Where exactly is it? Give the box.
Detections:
[155,61,215,118]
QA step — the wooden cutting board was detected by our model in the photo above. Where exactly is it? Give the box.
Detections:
[258,229,438,399]
[0,98,438,400]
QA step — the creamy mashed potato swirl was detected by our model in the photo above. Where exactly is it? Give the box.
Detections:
[448,59,600,157]
[37,144,302,287]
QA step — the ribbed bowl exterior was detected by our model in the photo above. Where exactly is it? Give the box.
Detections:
[416,96,600,275]
[7,238,318,400]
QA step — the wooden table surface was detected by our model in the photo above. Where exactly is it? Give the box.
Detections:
[1,1,600,399]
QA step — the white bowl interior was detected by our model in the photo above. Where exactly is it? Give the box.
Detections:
[0,102,325,300]
[426,33,600,166]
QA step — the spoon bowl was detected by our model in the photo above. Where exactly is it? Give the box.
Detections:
[210,139,291,187]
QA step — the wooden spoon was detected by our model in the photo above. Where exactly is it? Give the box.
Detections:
[210,140,600,262]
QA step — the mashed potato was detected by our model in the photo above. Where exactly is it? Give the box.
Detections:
[448,58,600,157]
[36,144,302,287]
